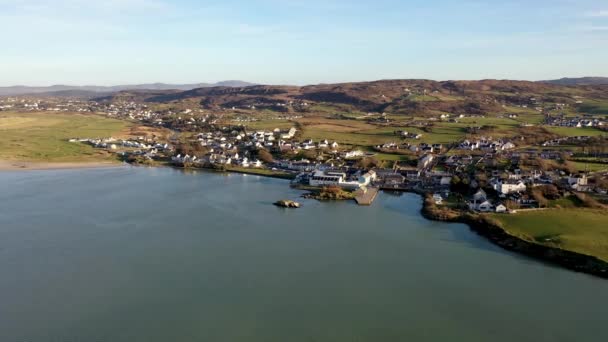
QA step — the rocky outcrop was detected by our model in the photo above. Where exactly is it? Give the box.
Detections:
[274,200,301,208]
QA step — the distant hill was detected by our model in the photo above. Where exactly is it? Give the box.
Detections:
[540,77,608,86]
[95,79,608,116]
[0,81,257,96]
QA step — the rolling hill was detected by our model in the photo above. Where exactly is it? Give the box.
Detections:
[0,81,256,96]
[95,79,608,116]
[540,77,608,86]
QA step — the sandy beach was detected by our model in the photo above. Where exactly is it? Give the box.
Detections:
[0,160,124,171]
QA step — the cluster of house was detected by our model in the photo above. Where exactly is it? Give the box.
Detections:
[545,115,606,128]
[171,126,377,171]
[225,100,310,111]
[458,137,516,151]
[171,153,264,168]
[0,98,95,113]
[468,189,508,213]
[71,137,171,159]
[195,127,348,155]
[541,136,591,147]
[96,101,164,122]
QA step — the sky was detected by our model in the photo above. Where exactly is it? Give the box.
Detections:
[0,0,607,86]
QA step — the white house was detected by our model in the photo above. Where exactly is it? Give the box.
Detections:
[280,127,297,139]
[492,180,527,195]
[358,170,377,187]
[344,150,365,159]
[568,174,588,191]
[478,200,494,212]
[495,204,508,213]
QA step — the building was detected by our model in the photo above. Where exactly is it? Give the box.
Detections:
[495,204,508,213]
[280,127,297,139]
[492,180,527,195]
[418,154,434,170]
[358,170,377,187]
[384,174,406,186]
[309,170,375,190]
[344,150,365,159]
[309,170,346,187]
[568,174,589,191]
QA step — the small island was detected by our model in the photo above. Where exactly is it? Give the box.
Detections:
[274,200,301,208]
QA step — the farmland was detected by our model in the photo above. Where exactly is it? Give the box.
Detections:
[0,112,130,162]
[491,209,608,262]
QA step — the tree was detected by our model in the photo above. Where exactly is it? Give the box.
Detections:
[539,184,559,200]
[355,157,380,169]
[531,188,549,208]
[176,142,194,156]
[451,175,470,195]
[257,149,274,163]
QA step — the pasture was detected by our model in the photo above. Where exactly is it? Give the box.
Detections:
[0,112,129,162]
[491,209,608,262]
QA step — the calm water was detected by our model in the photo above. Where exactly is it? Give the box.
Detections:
[0,167,606,342]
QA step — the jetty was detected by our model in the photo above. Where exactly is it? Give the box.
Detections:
[354,186,379,206]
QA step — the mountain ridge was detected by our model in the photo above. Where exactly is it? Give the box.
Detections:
[540,77,608,86]
[0,81,257,96]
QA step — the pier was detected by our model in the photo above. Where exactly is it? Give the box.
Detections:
[354,186,380,206]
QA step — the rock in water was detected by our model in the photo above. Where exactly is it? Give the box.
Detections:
[274,200,301,208]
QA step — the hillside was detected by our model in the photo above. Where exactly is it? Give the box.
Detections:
[0,81,256,96]
[95,79,608,117]
[541,77,608,86]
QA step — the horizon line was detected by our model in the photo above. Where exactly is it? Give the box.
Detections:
[1,76,607,88]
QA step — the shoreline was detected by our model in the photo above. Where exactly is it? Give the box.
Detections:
[0,160,124,171]
[1,159,606,278]
[419,195,608,279]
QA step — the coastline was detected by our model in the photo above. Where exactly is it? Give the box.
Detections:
[2,159,606,279]
[0,160,124,171]
[420,195,608,279]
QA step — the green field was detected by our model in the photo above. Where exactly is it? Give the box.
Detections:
[576,100,608,115]
[546,126,606,137]
[570,161,608,173]
[491,209,608,261]
[238,120,295,131]
[0,112,129,162]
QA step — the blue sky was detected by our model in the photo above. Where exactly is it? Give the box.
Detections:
[0,0,607,86]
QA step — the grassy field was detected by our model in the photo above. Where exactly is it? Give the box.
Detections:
[570,161,608,173]
[576,100,608,115]
[0,112,130,162]
[490,209,608,261]
[546,126,606,137]
[237,120,295,131]
[225,166,295,179]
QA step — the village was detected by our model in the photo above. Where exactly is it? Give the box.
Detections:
[3,92,608,212]
[67,115,608,213]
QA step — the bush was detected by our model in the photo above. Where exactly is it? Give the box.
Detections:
[257,149,274,163]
